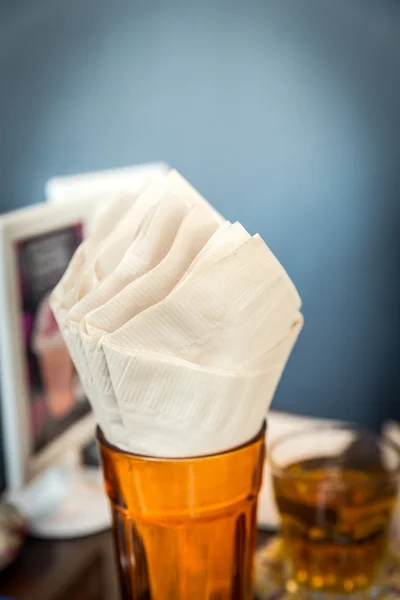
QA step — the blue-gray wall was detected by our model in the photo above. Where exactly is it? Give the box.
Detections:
[1,0,399,427]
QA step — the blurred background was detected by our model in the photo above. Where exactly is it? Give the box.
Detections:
[0,0,399,429]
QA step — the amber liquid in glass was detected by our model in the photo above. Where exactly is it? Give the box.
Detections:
[273,457,397,594]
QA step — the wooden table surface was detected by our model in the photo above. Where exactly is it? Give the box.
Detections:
[0,529,270,600]
[0,531,119,600]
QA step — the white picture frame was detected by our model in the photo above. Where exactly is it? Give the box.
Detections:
[0,199,99,490]
[45,161,169,204]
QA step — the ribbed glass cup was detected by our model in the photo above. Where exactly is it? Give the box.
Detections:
[97,424,265,600]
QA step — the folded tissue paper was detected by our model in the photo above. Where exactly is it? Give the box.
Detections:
[50,170,303,457]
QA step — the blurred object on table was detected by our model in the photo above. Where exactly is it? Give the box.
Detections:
[384,421,400,448]
[0,503,25,573]
[258,410,342,529]
[254,534,400,600]
[269,425,400,595]
[81,439,100,469]
[384,420,400,539]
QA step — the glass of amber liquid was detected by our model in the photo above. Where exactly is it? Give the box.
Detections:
[97,424,265,600]
[270,426,400,598]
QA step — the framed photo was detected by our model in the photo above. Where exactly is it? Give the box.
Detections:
[0,199,98,489]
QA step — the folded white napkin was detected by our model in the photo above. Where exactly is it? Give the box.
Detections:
[50,170,303,456]
[84,203,220,336]
[51,189,140,330]
[105,234,300,369]
[104,318,302,456]
[79,204,220,428]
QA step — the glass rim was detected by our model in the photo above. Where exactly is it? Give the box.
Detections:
[268,423,400,483]
[96,420,266,463]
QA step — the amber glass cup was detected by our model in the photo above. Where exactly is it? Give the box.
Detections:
[97,425,265,600]
[270,426,400,598]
